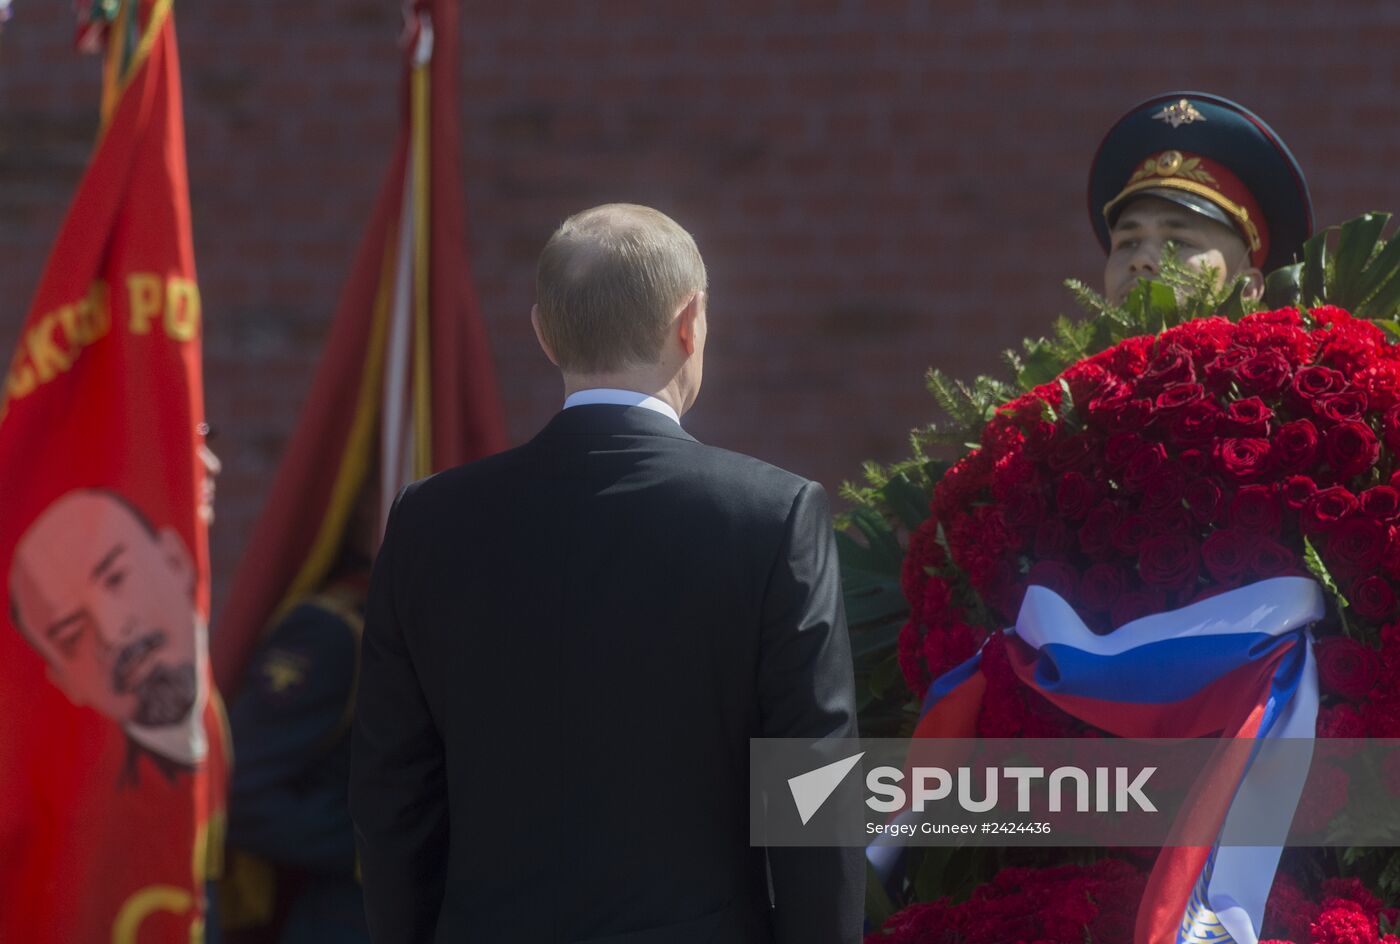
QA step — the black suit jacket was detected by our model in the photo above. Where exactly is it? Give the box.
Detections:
[350,404,863,944]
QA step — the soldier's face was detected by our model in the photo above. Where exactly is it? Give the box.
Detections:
[1104,196,1258,306]
[10,491,198,729]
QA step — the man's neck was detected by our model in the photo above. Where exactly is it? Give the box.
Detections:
[561,375,687,418]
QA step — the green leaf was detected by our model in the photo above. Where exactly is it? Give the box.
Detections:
[1214,277,1250,322]
[852,621,905,662]
[1302,227,1329,305]
[1376,319,1400,343]
[1357,247,1400,320]
[1016,344,1065,390]
[914,846,958,901]
[1264,263,1304,308]
[882,471,935,532]
[1331,213,1390,308]
[865,860,897,928]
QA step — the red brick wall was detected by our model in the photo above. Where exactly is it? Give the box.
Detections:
[1,1,1395,617]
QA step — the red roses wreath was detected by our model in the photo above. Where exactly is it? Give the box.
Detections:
[898,306,1400,740]
[865,305,1400,944]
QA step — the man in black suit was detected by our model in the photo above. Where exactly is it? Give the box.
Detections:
[350,203,863,943]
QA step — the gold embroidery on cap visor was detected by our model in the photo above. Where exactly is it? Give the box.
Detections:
[1125,151,1217,187]
[1103,178,1262,256]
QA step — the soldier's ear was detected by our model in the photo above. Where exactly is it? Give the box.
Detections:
[1239,267,1265,303]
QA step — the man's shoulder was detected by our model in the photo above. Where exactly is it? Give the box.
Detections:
[394,430,818,525]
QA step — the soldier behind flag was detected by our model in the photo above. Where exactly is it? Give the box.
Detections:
[210,0,505,939]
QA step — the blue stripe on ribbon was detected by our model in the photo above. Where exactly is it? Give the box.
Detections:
[1029,632,1291,703]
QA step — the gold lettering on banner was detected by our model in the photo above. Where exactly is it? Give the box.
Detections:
[26,311,72,381]
[0,274,204,416]
[112,886,193,944]
[164,277,201,342]
[128,273,164,334]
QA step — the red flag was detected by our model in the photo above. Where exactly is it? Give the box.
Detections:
[211,0,505,695]
[0,2,228,941]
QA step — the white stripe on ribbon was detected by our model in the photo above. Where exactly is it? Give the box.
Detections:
[1014,576,1324,655]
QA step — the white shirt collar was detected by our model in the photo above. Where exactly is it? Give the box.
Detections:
[563,388,681,426]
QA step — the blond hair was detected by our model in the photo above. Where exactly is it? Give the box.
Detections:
[535,204,707,373]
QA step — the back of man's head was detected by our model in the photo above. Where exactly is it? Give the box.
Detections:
[535,204,707,374]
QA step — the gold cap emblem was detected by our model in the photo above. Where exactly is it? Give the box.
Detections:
[1154,99,1206,128]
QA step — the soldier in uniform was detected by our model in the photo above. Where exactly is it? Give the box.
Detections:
[218,486,378,943]
[1087,91,1314,304]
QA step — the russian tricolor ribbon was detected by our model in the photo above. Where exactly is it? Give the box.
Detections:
[874,576,1323,944]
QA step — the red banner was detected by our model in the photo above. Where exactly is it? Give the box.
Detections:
[0,3,227,941]
[212,0,505,696]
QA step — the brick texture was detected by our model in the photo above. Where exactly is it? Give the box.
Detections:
[2,1,1398,618]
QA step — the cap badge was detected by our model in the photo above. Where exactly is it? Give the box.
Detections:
[1153,99,1206,128]
[1127,150,1218,186]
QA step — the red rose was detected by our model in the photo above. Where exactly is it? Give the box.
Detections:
[1034,517,1074,558]
[1184,477,1225,525]
[1316,635,1380,700]
[1385,529,1400,582]
[1361,486,1400,523]
[1384,404,1400,453]
[1314,389,1370,424]
[1168,399,1223,445]
[1023,416,1059,458]
[1201,528,1255,581]
[897,617,931,699]
[1155,382,1205,413]
[1214,437,1272,482]
[1143,464,1187,510]
[1230,484,1283,536]
[1179,447,1209,477]
[1319,877,1384,917]
[1236,350,1291,395]
[920,614,979,680]
[1048,431,1096,473]
[1224,396,1274,436]
[1327,515,1386,577]
[1078,501,1122,560]
[1351,575,1397,621]
[1251,539,1301,578]
[1027,560,1079,603]
[1111,512,1153,554]
[1325,421,1381,479]
[1138,533,1200,591]
[1317,703,1369,738]
[1087,386,1154,432]
[1146,504,1192,536]
[1294,765,1349,838]
[1056,471,1097,521]
[1104,431,1145,468]
[1079,563,1126,612]
[1142,343,1195,388]
[1283,474,1319,510]
[1063,361,1113,404]
[1002,485,1045,537]
[1303,486,1359,534]
[1203,346,1251,391]
[1111,588,1167,630]
[1309,902,1374,944]
[1263,870,1320,943]
[1273,419,1320,473]
[1290,364,1347,408]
